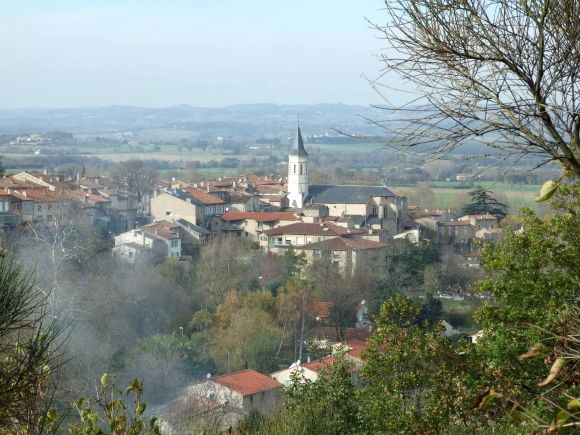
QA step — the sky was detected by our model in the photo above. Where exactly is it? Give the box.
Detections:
[0,1,404,109]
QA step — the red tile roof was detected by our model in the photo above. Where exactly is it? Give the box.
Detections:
[255,184,287,194]
[296,237,387,251]
[182,187,225,205]
[13,189,60,202]
[212,369,283,396]
[309,301,332,318]
[264,222,366,237]
[141,220,180,239]
[220,211,298,222]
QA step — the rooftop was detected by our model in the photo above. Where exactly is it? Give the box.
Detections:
[141,220,180,239]
[305,184,394,204]
[264,222,366,237]
[181,187,225,205]
[296,237,387,251]
[309,301,332,318]
[220,211,298,222]
[438,221,472,227]
[459,214,498,220]
[212,369,283,396]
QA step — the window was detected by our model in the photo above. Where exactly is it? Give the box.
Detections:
[299,164,303,174]
[165,211,172,216]
[128,251,133,258]
[293,165,296,174]
[37,205,42,211]
[170,239,179,248]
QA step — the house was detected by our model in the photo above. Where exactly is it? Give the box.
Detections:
[0,190,20,228]
[66,190,112,226]
[271,356,359,387]
[220,211,299,240]
[261,222,367,254]
[114,220,182,262]
[11,189,61,224]
[12,171,70,194]
[309,301,332,323]
[294,237,387,275]
[175,218,211,246]
[186,370,283,420]
[151,188,226,231]
[437,221,474,244]
[458,214,498,230]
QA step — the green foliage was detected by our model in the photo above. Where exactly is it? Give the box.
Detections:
[462,188,507,219]
[261,355,361,434]
[358,294,467,434]
[282,245,306,280]
[67,377,161,435]
[469,182,580,429]
[398,240,440,278]
[0,258,62,434]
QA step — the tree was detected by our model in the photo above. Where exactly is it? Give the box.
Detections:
[411,182,436,210]
[470,182,580,428]
[194,237,252,308]
[279,355,361,434]
[371,0,580,177]
[462,188,507,218]
[0,258,62,434]
[110,159,153,203]
[357,294,465,434]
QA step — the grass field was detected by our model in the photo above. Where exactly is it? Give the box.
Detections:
[394,184,541,214]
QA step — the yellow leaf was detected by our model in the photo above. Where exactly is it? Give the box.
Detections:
[538,358,567,387]
[473,388,497,411]
[519,342,548,360]
[534,180,559,202]
[100,373,110,388]
[568,398,580,409]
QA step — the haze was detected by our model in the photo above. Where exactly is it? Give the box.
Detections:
[0,1,394,109]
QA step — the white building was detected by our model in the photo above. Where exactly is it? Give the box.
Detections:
[287,126,309,208]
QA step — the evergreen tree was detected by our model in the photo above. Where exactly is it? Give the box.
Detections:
[462,188,507,219]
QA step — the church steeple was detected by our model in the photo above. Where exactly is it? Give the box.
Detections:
[290,125,308,157]
[287,123,309,208]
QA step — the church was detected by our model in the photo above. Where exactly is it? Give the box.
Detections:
[286,126,408,235]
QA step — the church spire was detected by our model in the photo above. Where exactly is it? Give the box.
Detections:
[290,124,308,157]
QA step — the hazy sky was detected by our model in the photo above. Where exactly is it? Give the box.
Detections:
[0,1,401,109]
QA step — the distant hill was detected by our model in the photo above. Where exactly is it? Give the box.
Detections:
[0,104,400,138]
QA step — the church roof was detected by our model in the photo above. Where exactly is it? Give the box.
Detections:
[305,185,395,204]
[289,125,308,157]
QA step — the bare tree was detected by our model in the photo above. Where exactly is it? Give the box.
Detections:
[368,0,580,175]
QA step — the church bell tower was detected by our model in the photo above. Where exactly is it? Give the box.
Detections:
[287,125,309,208]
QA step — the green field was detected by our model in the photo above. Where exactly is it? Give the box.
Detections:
[394,183,541,214]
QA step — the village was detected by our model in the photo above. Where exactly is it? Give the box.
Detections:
[0,126,500,431]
